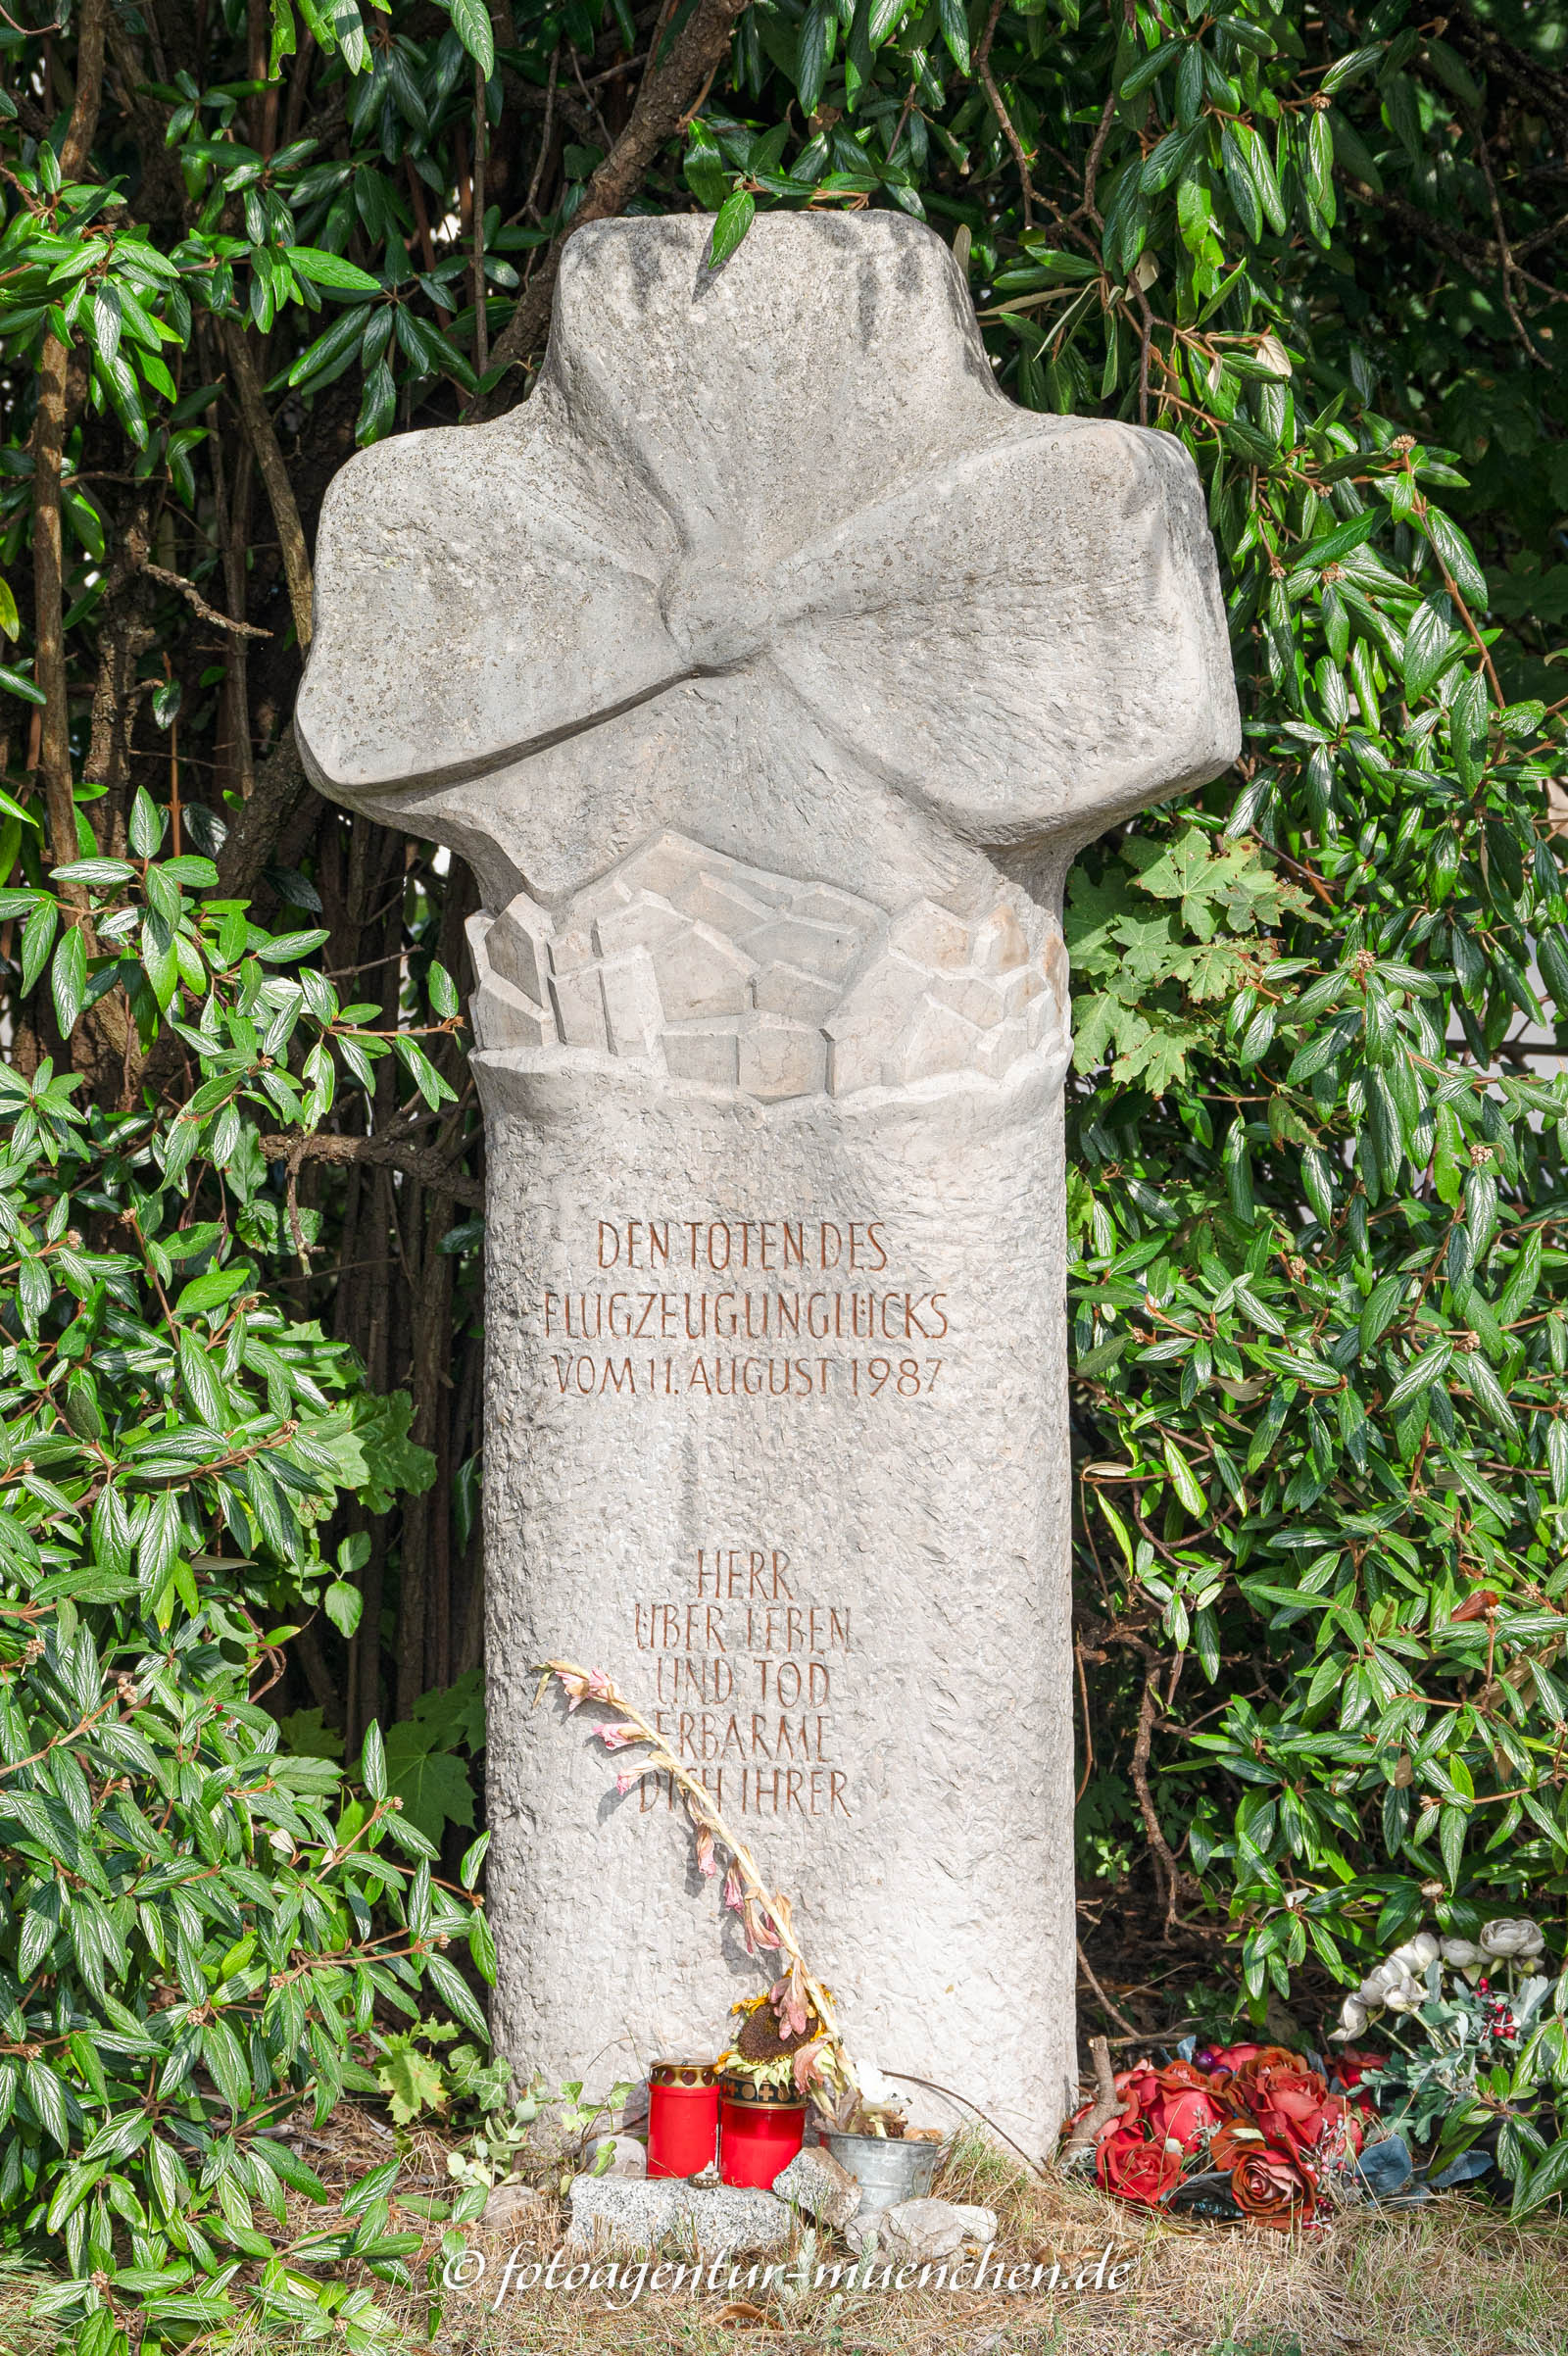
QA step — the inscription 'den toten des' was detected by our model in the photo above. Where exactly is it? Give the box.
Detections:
[537,1214,953,1401]
[635,1545,854,1820]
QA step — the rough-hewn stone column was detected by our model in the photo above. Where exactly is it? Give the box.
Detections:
[296,213,1239,2152]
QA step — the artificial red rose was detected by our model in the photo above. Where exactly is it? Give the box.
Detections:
[1146,2066,1226,2154]
[1096,2061,1226,2156]
[1226,2137,1317,2230]
[1210,2119,1273,2172]
[1226,2045,1311,2092]
[1317,2093,1365,2159]
[1195,2041,1264,2076]
[1153,2060,1215,2090]
[1216,2049,1316,2127]
[1096,2124,1183,2209]
[1243,2059,1334,2159]
[1109,2064,1160,2119]
[1328,2048,1386,2095]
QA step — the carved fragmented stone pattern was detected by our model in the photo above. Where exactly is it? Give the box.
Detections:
[466,832,1067,1102]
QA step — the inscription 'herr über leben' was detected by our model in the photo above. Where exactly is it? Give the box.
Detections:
[543,1212,949,1400]
[636,1544,853,1820]
[295,211,1241,2149]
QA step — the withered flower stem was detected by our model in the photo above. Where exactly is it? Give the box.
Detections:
[535,1656,857,2101]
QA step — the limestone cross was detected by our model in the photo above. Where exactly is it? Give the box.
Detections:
[297,214,1239,2151]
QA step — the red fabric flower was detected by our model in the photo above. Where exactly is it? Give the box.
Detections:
[1068,2041,1352,2210]
[1109,2064,1160,2119]
[1132,2064,1223,2153]
[1155,2079,1227,2154]
[1317,2093,1365,2159]
[1328,2047,1386,2095]
[1096,2124,1183,2208]
[1243,2060,1333,2159]
[1195,2041,1265,2076]
[1087,2060,1226,2159]
[1227,2136,1317,2230]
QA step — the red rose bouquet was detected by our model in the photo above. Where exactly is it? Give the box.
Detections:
[1065,2039,1383,2227]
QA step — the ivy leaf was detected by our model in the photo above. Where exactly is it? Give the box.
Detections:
[376,2042,447,2124]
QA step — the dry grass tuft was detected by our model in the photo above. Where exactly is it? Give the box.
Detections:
[389,2130,1568,2356]
[4,2124,1568,2356]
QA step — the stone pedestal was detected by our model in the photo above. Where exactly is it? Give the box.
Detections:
[474,864,1075,2144]
[296,211,1240,2159]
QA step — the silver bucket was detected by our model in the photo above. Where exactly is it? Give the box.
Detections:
[821,2132,942,2215]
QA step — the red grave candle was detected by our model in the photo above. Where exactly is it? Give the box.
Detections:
[718,2074,806,2188]
[647,2059,719,2180]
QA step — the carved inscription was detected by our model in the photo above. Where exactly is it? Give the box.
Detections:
[539,1215,950,1401]
[635,1543,854,1818]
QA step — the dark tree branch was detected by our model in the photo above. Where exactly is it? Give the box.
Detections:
[476,0,750,409]
[142,563,271,639]
[221,319,315,651]
[259,1131,484,1209]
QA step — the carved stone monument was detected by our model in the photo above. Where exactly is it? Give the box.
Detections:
[296,213,1240,2151]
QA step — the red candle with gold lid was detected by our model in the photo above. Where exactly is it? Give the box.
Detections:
[717,2073,806,2188]
[647,2059,720,2180]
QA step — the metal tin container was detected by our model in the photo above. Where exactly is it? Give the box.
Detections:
[821,2131,942,2214]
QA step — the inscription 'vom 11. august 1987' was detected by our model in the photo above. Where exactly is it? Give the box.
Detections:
[294,211,1242,2150]
[542,1213,949,1401]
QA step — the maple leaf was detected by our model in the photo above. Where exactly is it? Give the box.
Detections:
[1063,866,1135,968]
[1111,904,1186,972]
[1112,1015,1207,1095]
[376,2041,448,2125]
[1070,990,1126,1076]
[1186,939,1253,1001]
[384,1730,477,1844]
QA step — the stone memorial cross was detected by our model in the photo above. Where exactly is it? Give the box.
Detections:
[296,213,1240,2150]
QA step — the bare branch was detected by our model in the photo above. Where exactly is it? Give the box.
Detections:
[259,1131,484,1208]
[221,320,314,651]
[975,0,1036,230]
[142,564,271,640]
[477,0,750,408]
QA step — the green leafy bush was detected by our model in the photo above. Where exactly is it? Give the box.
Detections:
[0,829,491,2334]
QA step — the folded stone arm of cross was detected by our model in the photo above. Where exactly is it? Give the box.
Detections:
[297,214,1238,1108]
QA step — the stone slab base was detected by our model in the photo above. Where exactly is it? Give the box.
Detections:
[565,2176,790,2254]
